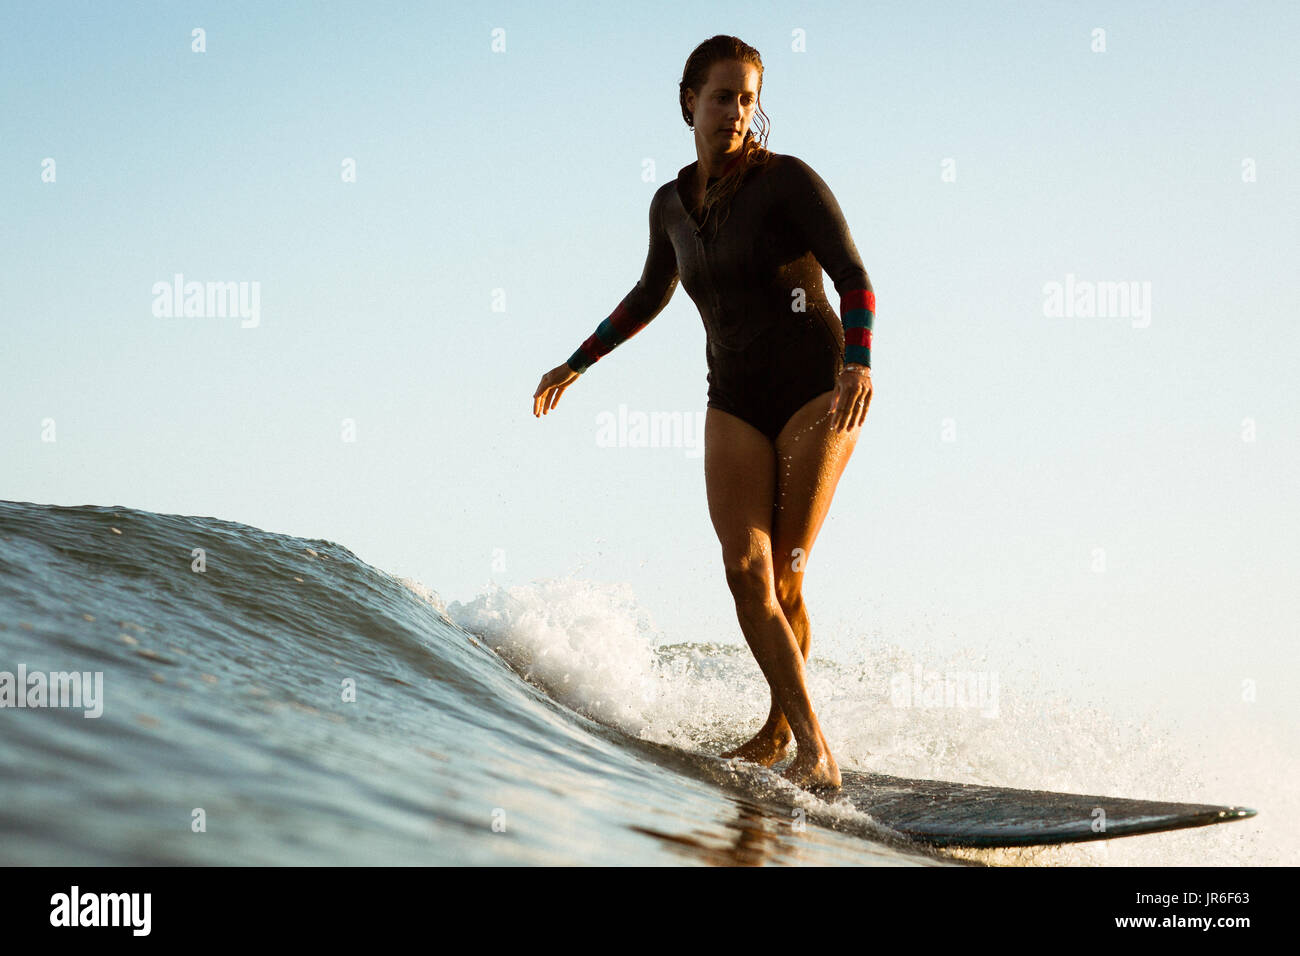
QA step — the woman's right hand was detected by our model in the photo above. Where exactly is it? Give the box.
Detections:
[533,363,580,417]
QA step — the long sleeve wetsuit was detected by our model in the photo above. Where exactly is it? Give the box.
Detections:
[566,152,874,441]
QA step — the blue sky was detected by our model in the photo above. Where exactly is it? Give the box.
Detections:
[3,1,1297,729]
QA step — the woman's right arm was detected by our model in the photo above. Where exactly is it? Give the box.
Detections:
[564,185,681,374]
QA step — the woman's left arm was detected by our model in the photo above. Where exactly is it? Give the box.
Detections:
[780,154,875,430]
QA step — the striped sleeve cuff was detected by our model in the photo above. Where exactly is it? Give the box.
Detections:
[567,299,649,374]
[841,288,874,368]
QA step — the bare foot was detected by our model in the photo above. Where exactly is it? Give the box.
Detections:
[720,725,793,767]
[780,746,841,790]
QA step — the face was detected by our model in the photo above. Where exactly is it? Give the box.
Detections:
[686,60,759,155]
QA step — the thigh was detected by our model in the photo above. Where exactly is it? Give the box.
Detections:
[753,313,842,445]
[770,390,861,583]
[704,406,777,567]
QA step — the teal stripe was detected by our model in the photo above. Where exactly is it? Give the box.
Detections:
[842,307,874,329]
[594,316,620,346]
[567,347,591,373]
[845,344,871,367]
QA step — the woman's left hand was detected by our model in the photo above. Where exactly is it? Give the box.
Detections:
[828,365,872,432]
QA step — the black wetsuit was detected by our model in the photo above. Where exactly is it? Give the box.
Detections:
[567,152,874,442]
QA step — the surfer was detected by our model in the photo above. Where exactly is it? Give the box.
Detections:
[532,35,875,790]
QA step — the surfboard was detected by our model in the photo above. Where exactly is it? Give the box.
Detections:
[829,769,1258,847]
[625,740,1257,848]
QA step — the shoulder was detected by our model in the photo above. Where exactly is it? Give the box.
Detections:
[767,152,826,186]
[649,179,677,218]
[765,153,844,212]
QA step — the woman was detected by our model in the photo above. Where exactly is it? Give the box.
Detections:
[532,35,875,790]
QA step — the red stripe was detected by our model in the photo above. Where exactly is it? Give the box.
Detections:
[606,302,633,335]
[845,328,872,348]
[842,288,875,312]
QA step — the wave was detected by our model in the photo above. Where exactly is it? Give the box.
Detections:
[0,500,1282,865]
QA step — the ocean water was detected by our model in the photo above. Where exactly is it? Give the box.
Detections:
[0,500,1283,866]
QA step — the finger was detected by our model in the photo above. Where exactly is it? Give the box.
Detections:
[833,383,852,424]
[843,390,861,431]
[548,385,563,413]
[535,379,554,416]
[838,387,859,431]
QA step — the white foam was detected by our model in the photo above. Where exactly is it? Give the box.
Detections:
[391,574,450,619]
[439,575,1289,865]
[446,577,663,731]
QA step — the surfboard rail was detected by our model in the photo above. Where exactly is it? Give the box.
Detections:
[838,770,1259,848]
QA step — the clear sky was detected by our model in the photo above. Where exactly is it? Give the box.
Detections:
[3,1,1297,733]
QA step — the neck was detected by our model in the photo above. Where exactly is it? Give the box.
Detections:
[696,141,746,181]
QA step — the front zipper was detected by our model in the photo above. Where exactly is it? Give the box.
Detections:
[694,214,723,318]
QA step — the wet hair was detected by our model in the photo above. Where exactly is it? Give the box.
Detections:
[678,35,773,227]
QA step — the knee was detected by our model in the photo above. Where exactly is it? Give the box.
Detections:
[774,573,804,615]
[772,545,807,612]
[723,553,777,608]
